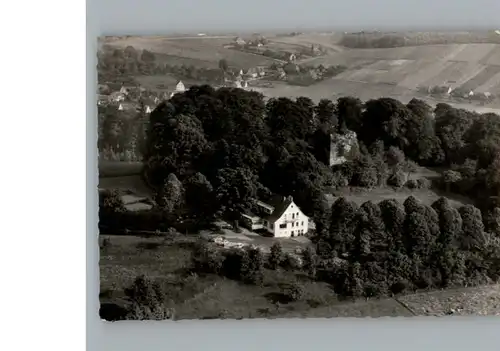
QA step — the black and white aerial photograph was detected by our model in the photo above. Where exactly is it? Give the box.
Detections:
[97,29,500,321]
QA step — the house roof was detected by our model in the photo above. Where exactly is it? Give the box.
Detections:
[254,195,296,224]
[267,195,294,222]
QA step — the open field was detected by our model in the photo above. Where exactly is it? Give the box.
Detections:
[133,75,213,91]
[269,32,345,54]
[301,44,500,94]
[134,74,182,91]
[327,166,472,208]
[256,80,500,112]
[99,234,341,320]
[100,34,500,110]
[101,36,278,69]
[98,175,152,197]
[99,161,142,178]
[99,234,500,319]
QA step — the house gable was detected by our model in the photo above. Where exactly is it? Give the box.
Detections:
[273,200,307,224]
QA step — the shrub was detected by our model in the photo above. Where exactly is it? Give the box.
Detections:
[284,282,305,301]
[280,253,302,270]
[123,274,174,320]
[240,247,264,285]
[389,279,411,295]
[387,170,406,188]
[301,246,318,277]
[126,303,175,321]
[268,242,283,270]
[405,179,418,190]
[416,177,431,189]
[191,242,224,274]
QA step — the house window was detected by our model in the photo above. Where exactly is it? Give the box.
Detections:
[301,221,304,226]
[296,222,298,227]
[279,223,287,229]
[291,230,294,236]
[292,222,294,227]
[292,213,295,219]
[263,220,268,226]
[296,212,299,217]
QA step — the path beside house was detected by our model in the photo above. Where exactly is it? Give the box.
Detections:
[201,227,312,254]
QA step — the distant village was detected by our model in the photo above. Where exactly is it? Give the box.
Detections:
[97,80,189,115]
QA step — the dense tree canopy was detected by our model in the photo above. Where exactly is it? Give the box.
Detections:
[100,84,500,309]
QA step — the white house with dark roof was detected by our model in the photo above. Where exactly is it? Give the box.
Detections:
[241,195,309,238]
[175,80,186,92]
[169,80,187,98]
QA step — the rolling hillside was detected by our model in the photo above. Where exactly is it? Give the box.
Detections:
[302,43,500,95]
[100,36,279,69]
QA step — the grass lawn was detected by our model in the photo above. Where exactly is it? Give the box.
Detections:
[99,161,143,178]
[99,234,500,319]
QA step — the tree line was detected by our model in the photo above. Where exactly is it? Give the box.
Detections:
[99,46,236,85]
[189,193,500,299]
[100,85,500,234]
[107,191,500,321]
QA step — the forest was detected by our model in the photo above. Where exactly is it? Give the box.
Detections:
[99,85,500,317]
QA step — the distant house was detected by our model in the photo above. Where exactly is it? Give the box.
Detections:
[145,105,152,114]
[142,97,156,107]
[240,195,309,238]
[277,67,286,79]
[234,80,242,88]
[246,67,259,79]
[119,86,129,95]
[235,37,246,46]
[118,103,124,111]
[169,80,187,98]
[175,80,186,92]
[110,91,125,102]
[288,53,297,62]
[256,66,266,77]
